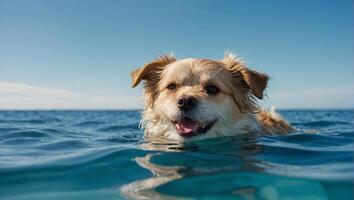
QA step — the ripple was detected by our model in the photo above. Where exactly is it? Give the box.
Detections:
[97,123,140,132]
[0,119,46,124]
[39,128,63,135]
[0,127,20,132]
[0,137,46,145]
[36,140,92,150]
[73,121,105,127]
[2,130,50,138]
[292,120,352,127]
[266,133,354,148]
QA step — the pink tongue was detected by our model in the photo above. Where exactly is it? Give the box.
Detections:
[175,119,199,134]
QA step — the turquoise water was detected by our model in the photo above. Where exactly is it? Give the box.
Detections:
[0,110,353,200]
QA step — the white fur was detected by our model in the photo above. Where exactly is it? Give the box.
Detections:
[141,98,260,142]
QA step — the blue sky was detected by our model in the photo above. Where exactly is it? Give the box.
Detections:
[0,0,353,109]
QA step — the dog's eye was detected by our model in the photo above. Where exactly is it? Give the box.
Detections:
[205,85,220,95]
[167,83,177,90]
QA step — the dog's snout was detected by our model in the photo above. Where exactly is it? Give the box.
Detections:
[178,96,198,111]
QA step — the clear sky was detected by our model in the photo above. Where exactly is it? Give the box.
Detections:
[0,0,353,109]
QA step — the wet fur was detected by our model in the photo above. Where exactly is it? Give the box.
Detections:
[131,52,293,142]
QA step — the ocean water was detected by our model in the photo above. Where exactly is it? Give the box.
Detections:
[0,110,353,200]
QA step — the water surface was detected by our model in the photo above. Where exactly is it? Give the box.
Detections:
[0,110,353,199]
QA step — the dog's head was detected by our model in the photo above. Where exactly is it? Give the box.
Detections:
[131,52,268,142]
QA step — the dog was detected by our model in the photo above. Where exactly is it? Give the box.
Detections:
[131,52,293,142]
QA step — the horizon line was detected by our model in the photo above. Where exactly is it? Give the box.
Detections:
[0,107,353,111]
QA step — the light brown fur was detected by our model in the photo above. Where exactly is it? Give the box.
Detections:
[257,109,295,135]
[131,52,293,142]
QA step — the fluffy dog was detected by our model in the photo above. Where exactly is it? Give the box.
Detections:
[131,52,293,142]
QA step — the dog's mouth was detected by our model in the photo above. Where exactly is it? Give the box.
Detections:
[173,117,217,137]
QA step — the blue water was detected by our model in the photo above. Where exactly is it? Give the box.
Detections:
[0,110,353,200]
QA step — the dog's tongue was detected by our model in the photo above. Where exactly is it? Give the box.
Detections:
[175,119,199,134]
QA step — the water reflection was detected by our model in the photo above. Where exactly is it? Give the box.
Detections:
[120,134,350,199]
[121,135,267,199]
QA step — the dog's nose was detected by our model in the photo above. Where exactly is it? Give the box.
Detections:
[178,96,198,111]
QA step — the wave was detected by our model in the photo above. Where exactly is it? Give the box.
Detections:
[292,120,353,127]
[97,123,140,132]
[73,121,105,127]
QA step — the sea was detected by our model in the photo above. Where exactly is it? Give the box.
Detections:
[0,110,353,200]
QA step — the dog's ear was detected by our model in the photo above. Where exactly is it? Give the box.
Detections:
[131,54,176,88]
[131,54,176,107]
[239,68,268,99]
[221,52,268,99]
